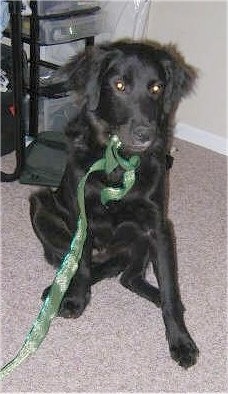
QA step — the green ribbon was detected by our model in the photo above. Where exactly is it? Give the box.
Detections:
[0,135,140,380]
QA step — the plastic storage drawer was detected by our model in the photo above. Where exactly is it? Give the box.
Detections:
[39,95,78,133]
[36,1,99,17]
[39,12,102,45]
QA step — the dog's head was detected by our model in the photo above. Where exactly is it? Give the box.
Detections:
[63,40,197,154]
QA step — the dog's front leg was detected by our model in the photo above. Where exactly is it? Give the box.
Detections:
[156,219,199,368]
[43,236,92,319]
[58,236,92,319]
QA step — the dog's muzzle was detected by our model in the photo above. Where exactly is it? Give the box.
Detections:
[129,125,155,152]
[132,126,151,145]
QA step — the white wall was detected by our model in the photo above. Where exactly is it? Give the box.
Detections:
[146,1,227,151]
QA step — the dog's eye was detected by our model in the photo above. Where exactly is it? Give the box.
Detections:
[115,80,126,92]
[148,83,164,96]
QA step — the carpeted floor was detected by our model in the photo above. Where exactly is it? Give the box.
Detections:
[0,138,227,392]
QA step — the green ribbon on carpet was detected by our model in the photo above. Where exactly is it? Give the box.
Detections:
[0,135,140,380]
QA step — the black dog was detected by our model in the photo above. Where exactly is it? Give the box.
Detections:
[30,40,199,368]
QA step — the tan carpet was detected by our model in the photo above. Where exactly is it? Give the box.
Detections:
[1,138,227,392]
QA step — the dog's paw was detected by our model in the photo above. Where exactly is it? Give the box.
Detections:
[42,286,51,301]
[169,333,199,369]
[58,291,91,319]
[41,286,91,319]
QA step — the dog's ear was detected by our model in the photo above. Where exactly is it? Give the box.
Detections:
[60,45,120,110]
[160,44,198,114]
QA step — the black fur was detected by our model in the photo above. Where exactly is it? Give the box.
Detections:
[30,40,199,368]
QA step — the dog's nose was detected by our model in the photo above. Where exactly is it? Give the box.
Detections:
[132,127,151,144]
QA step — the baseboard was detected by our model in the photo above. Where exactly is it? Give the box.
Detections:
[175,123,228,156]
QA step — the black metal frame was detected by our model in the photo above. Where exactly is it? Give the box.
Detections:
[1,0,96,183]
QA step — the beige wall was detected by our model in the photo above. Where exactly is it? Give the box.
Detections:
[146,1,227,139]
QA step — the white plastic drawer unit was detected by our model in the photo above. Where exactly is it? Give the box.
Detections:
[39,12,102,45]
[36,1,99,17]
[39,95,79,133]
